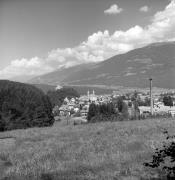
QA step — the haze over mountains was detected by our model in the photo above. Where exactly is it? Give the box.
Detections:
[29,41,175,89]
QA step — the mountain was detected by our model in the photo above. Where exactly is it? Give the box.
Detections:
[29,63,96,85]
[29,41,175,89]
[10,75,36,83]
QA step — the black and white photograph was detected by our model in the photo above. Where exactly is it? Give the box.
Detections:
[0,0,175,179]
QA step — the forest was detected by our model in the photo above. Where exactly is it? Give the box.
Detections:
[0,80,54,131]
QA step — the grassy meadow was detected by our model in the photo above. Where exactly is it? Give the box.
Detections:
[0,118,175,180]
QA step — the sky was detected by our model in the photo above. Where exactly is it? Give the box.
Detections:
[0,0,174,79]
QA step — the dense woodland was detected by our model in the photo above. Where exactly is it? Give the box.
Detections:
[87,97,129,123]
[47,87,80,108]
[0,80,54,131]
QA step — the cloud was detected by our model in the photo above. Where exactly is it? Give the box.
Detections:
[0,57,54,79]
[104,4,123,14]
[1,0,175,79]
[140,6,149,12]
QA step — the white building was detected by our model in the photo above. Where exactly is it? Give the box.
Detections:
[87,90,97,102]
[139,105,175,117]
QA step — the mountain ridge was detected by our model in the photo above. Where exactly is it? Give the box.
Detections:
[29,41,175,89]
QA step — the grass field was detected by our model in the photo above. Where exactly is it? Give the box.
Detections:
[0,118,175,180]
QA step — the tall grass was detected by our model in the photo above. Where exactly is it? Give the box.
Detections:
[0,118,175,180]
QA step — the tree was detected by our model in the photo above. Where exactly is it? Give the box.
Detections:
[163,96,173,106]
[99,103,116,116]
[47,87,80,108]
[144,97,150,106]
[0,114,6,131]
[130,91,141,119]
[0,80,54,131]
[87,103,98,121]
[121,102,129,120]
[131,91,138,102]
[88,103,118,123]
[117,97,124,113]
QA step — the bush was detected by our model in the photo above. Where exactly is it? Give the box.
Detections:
[0,80,54,131]
[144,130,175,179]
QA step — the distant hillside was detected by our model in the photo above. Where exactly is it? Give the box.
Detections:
[29,41,175,89]
[10,75,36,83]
[29,63,95,85]
[32,84,56,94]
[64,85,115,95]
[31,83,115,95]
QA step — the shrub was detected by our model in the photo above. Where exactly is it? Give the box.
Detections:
[0,80,54,131]
[144,130,175,179]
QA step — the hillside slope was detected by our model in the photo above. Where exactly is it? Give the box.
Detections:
[0,118,175,179]
[29,41,175,88]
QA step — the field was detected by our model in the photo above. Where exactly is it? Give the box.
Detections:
[0,118,175,180]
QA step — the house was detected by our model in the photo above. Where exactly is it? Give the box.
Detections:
[70,98,76,103]
[139,105,175,117]
[169,110,175,117]
[59,105,70,116]
[64,97,70,104]
[80,109,88,117]
[80,104,89,117]
[55,85,62,90]
[74,108,79,113]
[67,102,75,110]
[173,100,175,106]
[154,101,164,108]
[139,106,151,117]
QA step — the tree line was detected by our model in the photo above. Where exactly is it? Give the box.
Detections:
[87,97,129,123]
[0,81,80,132]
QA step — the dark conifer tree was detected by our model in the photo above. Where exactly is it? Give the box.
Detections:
[163,96,173,106]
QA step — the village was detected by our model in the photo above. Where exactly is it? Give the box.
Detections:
[53,89,175,122]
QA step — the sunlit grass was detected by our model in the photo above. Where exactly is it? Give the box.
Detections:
[0,118,175,180]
